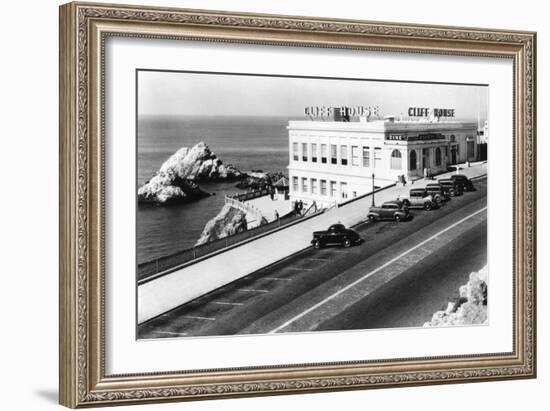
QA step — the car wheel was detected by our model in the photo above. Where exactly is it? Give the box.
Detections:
[313,240,322,249]
[394,214,401,222]
[424,202,432,211]
[343,238,351,248]
[368,215,375,222]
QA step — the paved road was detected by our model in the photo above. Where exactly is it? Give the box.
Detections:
[317,218,486,331]
[138,179,487,339]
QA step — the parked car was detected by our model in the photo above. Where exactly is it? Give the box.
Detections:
[311,223,362,249]
[451,174,476,191]
[367,200,411,222]
[397,188,437,210]
[425,183,450,204]
[438,178,463,197]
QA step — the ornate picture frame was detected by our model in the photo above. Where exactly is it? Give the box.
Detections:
[59,1,536,408]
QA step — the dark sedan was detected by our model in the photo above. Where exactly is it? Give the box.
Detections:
[311,224,362,249]
[451,174,476,191]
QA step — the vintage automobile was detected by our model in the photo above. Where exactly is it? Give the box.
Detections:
[438,178,464,197]
[367,200,411,222]
[425,183,450,204]
[311,223,362,249]
[451,174,476,191]
[397,188,437,210]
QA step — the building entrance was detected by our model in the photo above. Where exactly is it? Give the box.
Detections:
[450,145,457,164]
[422,148,430,169]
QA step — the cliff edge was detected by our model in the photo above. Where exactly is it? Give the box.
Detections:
[195,204,248,246]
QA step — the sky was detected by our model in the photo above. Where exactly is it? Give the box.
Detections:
[138,70,488,123]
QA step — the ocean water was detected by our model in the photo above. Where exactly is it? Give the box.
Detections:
[137,115,290,264]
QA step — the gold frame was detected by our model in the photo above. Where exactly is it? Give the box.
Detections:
[59,1,537,408]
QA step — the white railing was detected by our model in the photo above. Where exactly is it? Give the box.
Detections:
[225,195,264,223]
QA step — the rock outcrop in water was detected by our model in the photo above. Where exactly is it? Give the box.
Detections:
[234,170,286,190]
[195,204,248,246]
[138,142,244,205]
[424,266,488,327]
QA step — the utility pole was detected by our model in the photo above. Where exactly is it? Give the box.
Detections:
[371,173,375,207]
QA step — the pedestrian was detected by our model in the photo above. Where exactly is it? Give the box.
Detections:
[298,200,304,216]
[270,188,274,200]
[274,210,279,221]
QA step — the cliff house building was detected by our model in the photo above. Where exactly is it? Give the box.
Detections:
[287,115,479,208]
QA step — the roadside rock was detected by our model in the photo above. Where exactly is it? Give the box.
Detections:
[138,142,243,205]
[424,266,488,327]
[195,204,248,246]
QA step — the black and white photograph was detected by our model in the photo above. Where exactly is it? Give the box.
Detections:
[135,70,489,339]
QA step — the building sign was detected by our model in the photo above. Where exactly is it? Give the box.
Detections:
[305,105,380,120]
[385,133,446,141]
[408,107,455,118]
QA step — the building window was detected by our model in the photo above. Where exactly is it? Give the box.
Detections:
[302,143,308,162]
[390,149,402,169]
[340,145,348,165]
[410,150,417,170]
[362,146,370,167]
[435,147,442,166]
[330,181,337,197]
[293,142,299,161]
[311,143,318,162]
[320,180,327,196]
[450,134,456,143]
[301,177,308,193]
[330,144,337,164]
[374,147,382,168]
[311,179,318,195]
[292,176,298,192]
[321,144,328,163]
[351,146,359,166]
[445,146,449,158]
[467,141,475,159]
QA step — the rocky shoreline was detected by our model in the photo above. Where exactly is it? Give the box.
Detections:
[138,141,289,246]
[234,170,286,190]
[194,204,249,246]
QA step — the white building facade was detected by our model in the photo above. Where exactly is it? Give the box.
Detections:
[288,118,478,208]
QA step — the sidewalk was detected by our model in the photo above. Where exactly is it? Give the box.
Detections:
[245,195,292,224]
[359,161,487,209]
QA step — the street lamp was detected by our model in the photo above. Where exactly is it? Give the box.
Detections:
[371,173,375,207]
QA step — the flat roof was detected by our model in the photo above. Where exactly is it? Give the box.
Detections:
[288,119,478,133]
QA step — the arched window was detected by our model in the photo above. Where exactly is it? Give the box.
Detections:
[435,147,442,166]
[409,150,417,170]
[390,149,402,169]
